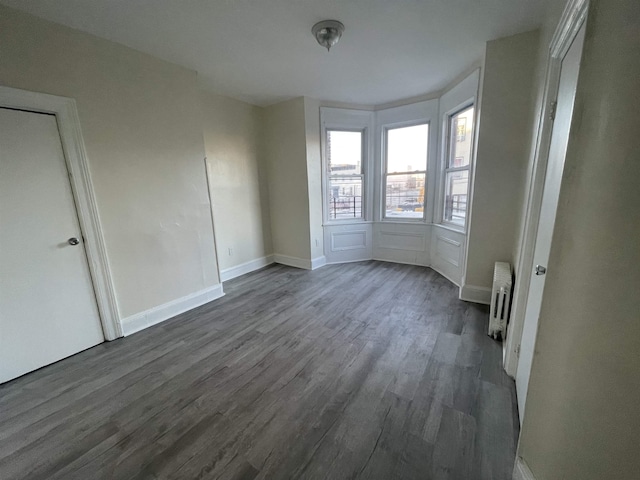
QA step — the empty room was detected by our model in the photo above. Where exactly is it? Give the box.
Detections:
[0,0,638,479]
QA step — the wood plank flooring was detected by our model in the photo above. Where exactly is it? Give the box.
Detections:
[0,261,519,479]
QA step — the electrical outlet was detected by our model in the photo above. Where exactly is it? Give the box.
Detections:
[228,247,233,256]
[315,239,319,247]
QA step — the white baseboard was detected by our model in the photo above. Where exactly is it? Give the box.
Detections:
[459,284,492,305]
[370,252,433,269]
[372,257,430,268]
[311,255,327,270]
[121,284,225,336]
[274,254,326,270]
[219,255,274,282]
[273,254,313,270]
[326,258,371,265]
[513,457,536,480]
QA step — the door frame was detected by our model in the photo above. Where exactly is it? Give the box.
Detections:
[0,85,121,340]
[504,0,589,377]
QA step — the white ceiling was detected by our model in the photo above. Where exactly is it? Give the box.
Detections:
[1,0,551,106]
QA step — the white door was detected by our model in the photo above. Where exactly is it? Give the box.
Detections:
[515,26,586,422]
[0,107,104,384]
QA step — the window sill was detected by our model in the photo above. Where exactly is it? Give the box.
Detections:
[322,220,467,235]
[323,220,373,227]
[380,218,427,225]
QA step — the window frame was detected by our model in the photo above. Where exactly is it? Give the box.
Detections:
[325,128,365,222]
[320,108,374,225]
[441,102,475,230]
[381,121,430,222]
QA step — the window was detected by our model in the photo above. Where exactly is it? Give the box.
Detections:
[326,130,364,220]
[443,105,474,227]
[383,124,429,219]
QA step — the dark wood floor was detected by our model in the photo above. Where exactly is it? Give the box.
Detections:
[0,261,519,480]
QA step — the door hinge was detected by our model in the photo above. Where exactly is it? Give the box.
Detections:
[515,344,521,357]
[549,100,557,121]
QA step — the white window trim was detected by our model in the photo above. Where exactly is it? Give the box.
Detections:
[438,99,476,231]
[320,108,374,225]
[326,128,365,222]
[381,120,430,223]
[375,100,439,224]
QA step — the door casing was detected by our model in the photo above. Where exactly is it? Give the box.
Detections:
[0,85,121,340]
[504,0,589,379]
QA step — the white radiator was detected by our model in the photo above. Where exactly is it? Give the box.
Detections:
[488,262,512,340]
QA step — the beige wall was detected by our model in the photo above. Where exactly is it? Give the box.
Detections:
[0,6,219,318]
[263,97,312,261]
[518,1,640,478]
[303,97,325,260]
[201,92,272,272]
[503,0,567,374]
[465,30,540,288]
[511,1,567,274]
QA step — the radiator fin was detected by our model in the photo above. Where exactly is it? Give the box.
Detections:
[488,262,512,340]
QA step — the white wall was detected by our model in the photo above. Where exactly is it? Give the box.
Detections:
[318,71,479,286]
[201,91,273,279]
[263,97,313,266]
[517,0,640,478]
[0,6,220,322]
[372,100,440,270]
[320,106,375,265]
[464,30,540,291]
[436,69,481,293]
[504,1,567,375]
[373,223,432,267]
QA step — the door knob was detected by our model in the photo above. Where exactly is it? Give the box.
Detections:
[535,265,546,276]
[68,237,80,246]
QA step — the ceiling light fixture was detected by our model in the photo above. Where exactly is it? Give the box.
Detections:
[312,20,345,52]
